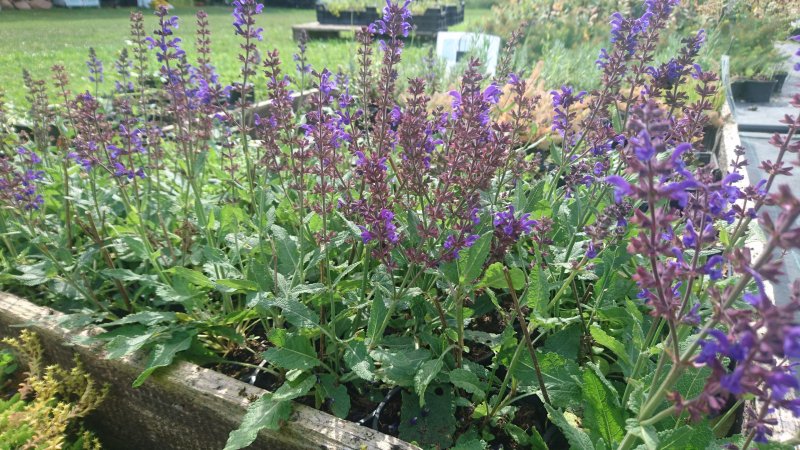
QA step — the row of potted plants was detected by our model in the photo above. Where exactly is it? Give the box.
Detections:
[316,0,464,31]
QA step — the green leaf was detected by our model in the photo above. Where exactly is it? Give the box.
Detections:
[102,268,154,282]
[481,262,525,290]
[14,261,53,286]
[252,292,319,329]
[543,325,581,360]
[414,359,443,406]
[449,368,486,401]
[343,341,374,381]
[530,427,548,450]
[590,326,631,368]
[526,265,549,313]
[319,374,351,419]
[371,347,431,387]
[169,267,213,288]
[637,424,712,450]
[105,329,155,359]
[459,232,493,284]
[544,403,594,450]
[516,351,582,408]
[366,290,388,347]
[626,419,659,450]
[271,225,298,276]
[215,279,259,292]
[133,331,195,387]
[224,376,315,450]
[262,336,321,371]
[583,370,625,446]
[399,385,457,449]
[505,423,530,445]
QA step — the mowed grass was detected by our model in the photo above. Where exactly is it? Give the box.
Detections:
[0,6,486,107]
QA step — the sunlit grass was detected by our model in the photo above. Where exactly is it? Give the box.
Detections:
[0,6,487,108]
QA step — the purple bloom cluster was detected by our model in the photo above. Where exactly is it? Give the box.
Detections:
[86,47,104,84]
[0,148,45,211]
[370,0,412,39]
[550,85,586,136]
[232,0,263,41]
[493,205,535,240]
[146,10,185,65]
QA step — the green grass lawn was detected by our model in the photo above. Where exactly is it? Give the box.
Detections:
[0,6,486,108]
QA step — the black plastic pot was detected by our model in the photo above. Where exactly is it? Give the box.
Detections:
[730,80,744,100]
[738,79,777,103]
[695,151,712,166]
[773,72,788,94]
[444,2,464,26]
[702,125,718,154]
[413,7,447,35]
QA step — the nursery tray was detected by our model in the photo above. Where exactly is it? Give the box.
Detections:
[0,292,419,450]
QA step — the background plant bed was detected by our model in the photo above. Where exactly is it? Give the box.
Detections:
[0,292,418,450]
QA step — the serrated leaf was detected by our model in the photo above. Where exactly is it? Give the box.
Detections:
[526,265,549,313]
[344,341,374,381]
[516,351,582,408]
[133,331,195,387]
[636,424,712,450]
[272,225,298,276]
[583,370,625,446]
[371,347,431,387]
[252,292,319,328]
[545,403,594,450]
[366,289,388,347]
[14,261,53,286]
[262,336,320,371]
[460,232,492,284]
[414,359,443,406]
[224,376,315,450]
[449,368,486,401]
[105,330,155,359]
[543,325,581,360]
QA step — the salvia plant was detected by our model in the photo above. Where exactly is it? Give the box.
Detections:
[0,1,799,449]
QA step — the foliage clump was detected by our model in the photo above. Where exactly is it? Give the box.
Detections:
[0,330,107,450]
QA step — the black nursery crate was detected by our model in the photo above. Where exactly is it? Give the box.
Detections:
[413,7,447,35]
[316,5,379,25]
[444,2,464,26]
